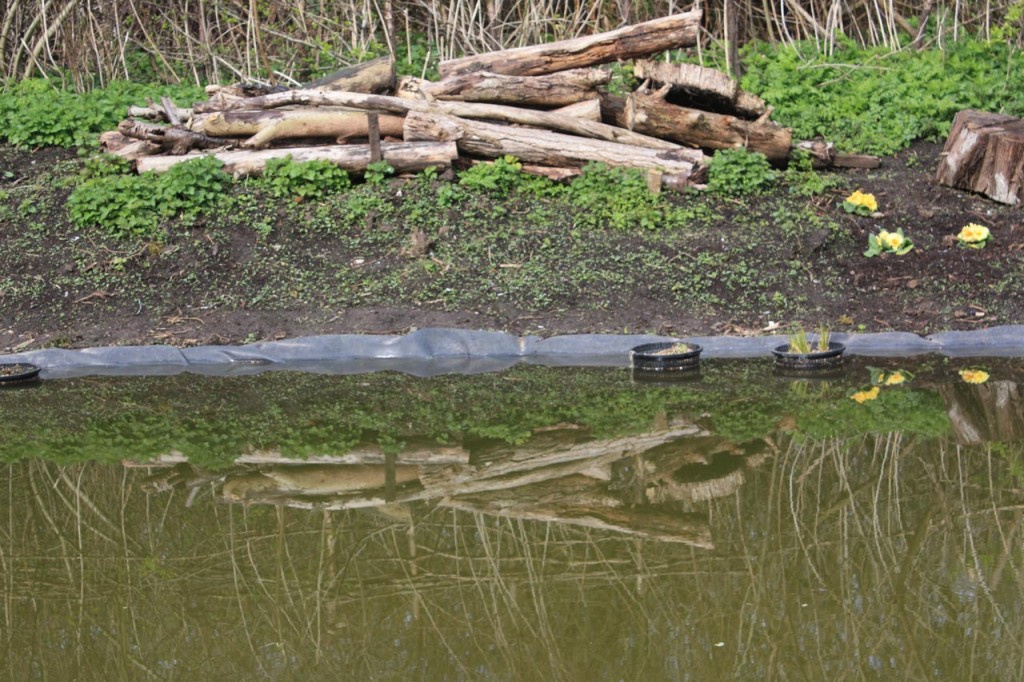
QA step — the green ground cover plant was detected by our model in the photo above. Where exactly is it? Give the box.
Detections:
[67,156,231,238]
[0,79,203,148]
[261,156,352,200]
[739,36,1024,155]
[707,149,776,196]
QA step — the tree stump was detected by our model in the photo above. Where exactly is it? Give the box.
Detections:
[936,109,1024,205]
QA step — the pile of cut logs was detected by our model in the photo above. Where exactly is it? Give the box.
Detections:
[102,10,878,189]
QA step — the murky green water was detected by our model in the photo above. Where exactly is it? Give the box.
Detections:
[3,360,1024,679]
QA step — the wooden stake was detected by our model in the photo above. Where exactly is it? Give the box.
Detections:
[367,113,382,162]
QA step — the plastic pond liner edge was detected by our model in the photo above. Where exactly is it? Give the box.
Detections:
[1,325,1022,378]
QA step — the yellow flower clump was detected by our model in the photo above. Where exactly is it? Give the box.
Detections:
[957,223,991,244]
[884,372,906,386]
[851,386,880,403]
[959,369,990,384]
[845,190,878,212]
[877,230,906,251]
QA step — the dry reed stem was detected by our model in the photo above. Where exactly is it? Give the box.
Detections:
[1,0,1020,85]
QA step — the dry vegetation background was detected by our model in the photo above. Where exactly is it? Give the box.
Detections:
[2,0,1021,88]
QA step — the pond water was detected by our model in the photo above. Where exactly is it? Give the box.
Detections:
[3,358,1024,679]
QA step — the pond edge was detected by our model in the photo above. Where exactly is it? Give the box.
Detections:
[2,326,1022,378]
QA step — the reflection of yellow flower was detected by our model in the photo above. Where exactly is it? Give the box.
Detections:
[846,190,878,212]
[960,369,990,384]
[851,386,880,403]
[884,372,906,385]
[957,223,991,245]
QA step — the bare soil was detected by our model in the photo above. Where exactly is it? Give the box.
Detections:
[0,141,1021,352]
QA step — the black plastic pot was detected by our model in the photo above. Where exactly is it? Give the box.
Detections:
[630,342,702,372]
[771,342,845,372]
[0,363,41,386]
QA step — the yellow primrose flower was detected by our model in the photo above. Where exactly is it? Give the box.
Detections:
[846,190,878,212]
[865,228,913,257]
[882,231,905,250]
[957,223,991,246]
[884,372,906,386]
[851,386,880,403]
[959,369,990,384]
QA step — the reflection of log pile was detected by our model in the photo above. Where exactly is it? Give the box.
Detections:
[941,380,1024,445]
[101,11,876,184]
[132,416,775,548]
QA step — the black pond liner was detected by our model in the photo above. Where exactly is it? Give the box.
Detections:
[630,342,702,373]
[0,363,41,386]
[771,342,846,374]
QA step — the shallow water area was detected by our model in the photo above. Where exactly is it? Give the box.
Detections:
[3,358,1024,679]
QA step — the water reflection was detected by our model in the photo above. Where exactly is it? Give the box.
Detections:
[137,423,777,549]
[3,364,1024,679]
[943,379,1024,444]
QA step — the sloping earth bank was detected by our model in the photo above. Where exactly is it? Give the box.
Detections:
[0,141,1021,352]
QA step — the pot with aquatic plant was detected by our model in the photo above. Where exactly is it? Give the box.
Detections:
[630,341,703,372]
[772,327,845,372]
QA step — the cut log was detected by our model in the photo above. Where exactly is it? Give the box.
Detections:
[118,120,235,155]
[553,99,601,121]
[794,140,881,169]
[404,110,705,177]
[99,131,161,159]
[602,91,792,162]
[469,158,585,183]
[438,10,702,78]
[633,59,767,119]
[127,101,193,123]
[936,109,1024,205]
[196,109,405,149]
[135,141,459,177]
[397,69,610,108]
[302,56,395,93]
[193,89,681,151]
[521,164,583,182]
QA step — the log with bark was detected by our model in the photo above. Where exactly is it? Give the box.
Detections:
[302,55,395,93]
[438,10,702,78]
[403,110,705,179]
[553,99,601,122]
[135,141,459,176]
[936,109,1024,205]
[127,99,193,123]
[196,109,406,148]
[397,68,610,108]
[603,89,793,162]
[633,59,768,119]
[99,131,161,160]
[119,120,235,155]
[793,140,882,169]
[192,89,682,151]
[105,16,864,195]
